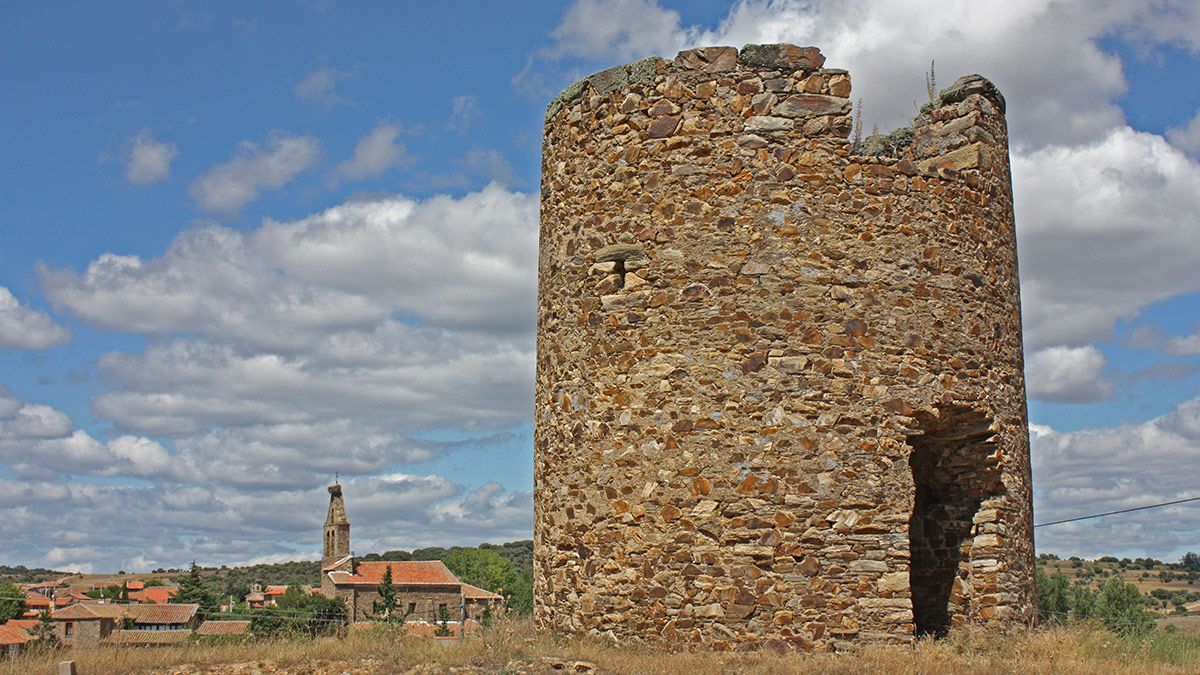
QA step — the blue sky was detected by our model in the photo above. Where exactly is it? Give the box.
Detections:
[1,1,1199,572]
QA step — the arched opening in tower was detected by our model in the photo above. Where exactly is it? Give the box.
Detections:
[907,405,1004,638]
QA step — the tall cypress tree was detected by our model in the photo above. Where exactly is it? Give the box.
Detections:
[370,566,400,622]
[175,561,220,616]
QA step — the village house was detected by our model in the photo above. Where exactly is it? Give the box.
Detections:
[318,482,503,624]
[0,620,36,659]
[127,586,176,604]
[244,583,312,608]
[20,590,71,617]
[51,603,199,648]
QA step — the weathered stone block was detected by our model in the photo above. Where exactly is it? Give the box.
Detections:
[675,46,738,72]
[740,44,826,72]
[744,116,792,132]
[774,94,850,117]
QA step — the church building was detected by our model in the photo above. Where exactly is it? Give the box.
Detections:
[318,481,503,624]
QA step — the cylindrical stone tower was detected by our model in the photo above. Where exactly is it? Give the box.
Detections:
[535,44,1034,649]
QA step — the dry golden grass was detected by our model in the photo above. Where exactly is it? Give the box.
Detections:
[6,620,1199,674]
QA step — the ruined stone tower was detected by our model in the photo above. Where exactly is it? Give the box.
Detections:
[534,44,1035,649]
[323,482,351,568]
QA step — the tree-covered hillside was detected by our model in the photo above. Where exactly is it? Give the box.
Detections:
[0,564,65,584]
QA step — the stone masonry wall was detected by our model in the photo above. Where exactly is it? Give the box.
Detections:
[336,585,463,623]
[534,44,1035,650]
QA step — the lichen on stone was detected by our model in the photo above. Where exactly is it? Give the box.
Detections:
[545,57,665,123]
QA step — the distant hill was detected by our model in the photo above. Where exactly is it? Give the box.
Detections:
[1037,552,1200,631]
[0,564,67,584]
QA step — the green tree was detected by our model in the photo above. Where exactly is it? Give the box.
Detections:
[1182,552,1200,573]
[307,593,348,632]
[175,561,221,616]
[0,581,25,622]
[248,606,291,637]
[250,593,346,637]
[276,583,309,610]
[30,609,60,650]
[1070,583,1097,620]
[369,565,401,622]
[434,605,452,637]
[1096,574,1153,637]
[443,547,532,615]
[1035,569,1070,624]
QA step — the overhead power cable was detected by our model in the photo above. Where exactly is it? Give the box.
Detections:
[1034,496,1200,528]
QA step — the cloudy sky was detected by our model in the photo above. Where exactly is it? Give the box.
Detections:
[1,1,1198,573]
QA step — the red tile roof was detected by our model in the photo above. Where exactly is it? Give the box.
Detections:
[102,629,191,646]
[51,602,198,625]
[23,592,70,609]
[328,561,460,586]
[461,583,503,601]
[0,623,34,646]
[125,581,146,591]
[195,620,250,636]
[52,603,127,620]
[128,587,175,604]
[126,603,198,625]
[4,620,37,632]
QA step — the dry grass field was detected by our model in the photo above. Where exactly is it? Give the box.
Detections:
[5,619,1199,675]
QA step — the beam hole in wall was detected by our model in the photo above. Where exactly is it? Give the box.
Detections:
[907,405,1004,638]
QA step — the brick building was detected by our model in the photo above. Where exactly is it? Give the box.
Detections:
[317,482,502,623]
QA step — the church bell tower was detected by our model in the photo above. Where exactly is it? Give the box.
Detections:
[323,481,351,567]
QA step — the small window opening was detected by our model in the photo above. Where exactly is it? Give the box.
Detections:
[907,405,1004,638]
[613,259,627,289]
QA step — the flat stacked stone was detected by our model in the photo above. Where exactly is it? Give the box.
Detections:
[535,43,1034,650]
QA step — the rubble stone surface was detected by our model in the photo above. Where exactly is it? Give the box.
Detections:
[534,43,1035,649]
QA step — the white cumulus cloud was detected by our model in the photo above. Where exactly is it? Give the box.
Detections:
[0,285,70,349]
[1167,109,1200,156]
[336,124,408,180]
[1014,128,1200,349]
[1164,331,1200,356]
[1026,346,1115,403]
[124,130,179,185]
[189,133,320,213]
[1032,396,1200,558]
